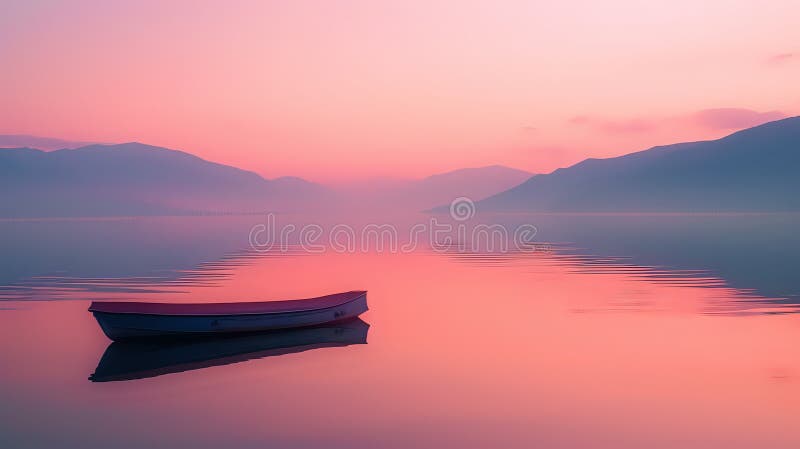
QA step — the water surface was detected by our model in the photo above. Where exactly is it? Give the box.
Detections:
[1,214,799,448]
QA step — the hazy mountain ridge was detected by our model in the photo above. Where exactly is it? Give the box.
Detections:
[475,116,800,212]
[418,165,534,200]
[0,143,326,217]
[333,165,534,212]
[9,116,799,218]
[0,141,533,217]
[0,134,100,150]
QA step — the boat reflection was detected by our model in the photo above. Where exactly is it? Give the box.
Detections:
[89,318,369,382]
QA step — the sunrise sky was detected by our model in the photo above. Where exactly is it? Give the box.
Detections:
[1,0,798,182]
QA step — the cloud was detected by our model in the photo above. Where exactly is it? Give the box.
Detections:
[692,108,787,130]
[568,116,656,134]
[766,53,794,66]
[568,115,591,126]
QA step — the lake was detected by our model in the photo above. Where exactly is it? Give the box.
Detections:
[1,213,800,448]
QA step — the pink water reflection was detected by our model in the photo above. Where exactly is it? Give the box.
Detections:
[2,247,800,448]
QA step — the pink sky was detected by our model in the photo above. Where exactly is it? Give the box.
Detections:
[1,0,798,182]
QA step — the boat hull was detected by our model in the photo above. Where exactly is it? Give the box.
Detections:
[91,293,368,341]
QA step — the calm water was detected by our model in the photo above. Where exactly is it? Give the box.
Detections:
[2,214,800,448]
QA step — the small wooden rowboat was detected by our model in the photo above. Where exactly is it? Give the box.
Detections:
[89,291,368,341]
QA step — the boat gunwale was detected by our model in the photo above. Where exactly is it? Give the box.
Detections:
[88,291,367,317]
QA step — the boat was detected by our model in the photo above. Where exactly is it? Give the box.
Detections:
[89,290,368,341]
[89,318,370,382]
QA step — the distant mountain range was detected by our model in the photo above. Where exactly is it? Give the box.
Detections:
[334,165,534,212]
[8,116,797,218]
[0,143,326,217]
[476,116,800,212]
[415,165,534,203]
[0,134,99,151]
[0,140,533,217]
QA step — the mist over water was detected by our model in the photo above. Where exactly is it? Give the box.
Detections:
[1,213,797,309]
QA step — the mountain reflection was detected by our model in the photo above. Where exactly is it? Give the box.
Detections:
[2,214,799,314]
[439,213,800,313]
[89,318,369,382]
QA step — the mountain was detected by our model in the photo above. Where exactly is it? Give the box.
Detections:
[0,143,326,217]
[415,165,535,203]
[334,165,534,212]
[0,134,99,150]
[476,116,800,212]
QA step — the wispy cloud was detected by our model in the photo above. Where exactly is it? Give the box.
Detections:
[692,108,787,130]
[766,53,794,66]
